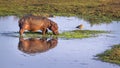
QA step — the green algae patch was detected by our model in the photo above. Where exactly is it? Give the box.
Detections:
[22,30,108,39]
[97,44,120,65]
[59,30,108,39]
[22,32,53,38]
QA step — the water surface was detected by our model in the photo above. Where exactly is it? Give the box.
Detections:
[0,16,120,68]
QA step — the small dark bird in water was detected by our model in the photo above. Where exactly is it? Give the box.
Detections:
[76,24,84,29]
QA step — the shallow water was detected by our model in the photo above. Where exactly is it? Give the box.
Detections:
[0,16,120,68]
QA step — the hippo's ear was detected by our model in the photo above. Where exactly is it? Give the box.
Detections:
[18,18,24,24]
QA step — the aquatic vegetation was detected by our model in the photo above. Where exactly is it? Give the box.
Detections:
[22,32,53,38]
[59,30,108,39]
[22,30,108,39]
[0,0,119,24]
[97,44,120,65]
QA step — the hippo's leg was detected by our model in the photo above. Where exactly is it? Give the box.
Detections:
[42,28,47,35]
[42,30,45,35]
[19,29,25,36]
[45,29,48,34]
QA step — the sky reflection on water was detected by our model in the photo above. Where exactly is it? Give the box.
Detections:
[0,16,120,68]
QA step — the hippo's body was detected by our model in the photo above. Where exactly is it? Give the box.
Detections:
[18,15,59,35]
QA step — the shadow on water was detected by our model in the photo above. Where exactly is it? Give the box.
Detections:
[18,36,58,55]
[0,31,46,37]
[0,31,58,55]
[0,29,58,56]
[1,32,19,38]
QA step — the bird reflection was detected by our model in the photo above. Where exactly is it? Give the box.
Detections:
[18,37,58,54]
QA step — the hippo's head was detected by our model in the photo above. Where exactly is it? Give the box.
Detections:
[50,22,59,35]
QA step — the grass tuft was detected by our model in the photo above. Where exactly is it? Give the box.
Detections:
[0,0,120,24]
[97,44,120,65]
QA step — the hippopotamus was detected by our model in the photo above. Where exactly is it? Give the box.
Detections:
[18,37,58,54]
[18,15,59,35]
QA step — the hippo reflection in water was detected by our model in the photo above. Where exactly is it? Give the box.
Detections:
[18,15,59,36]
[18,37,58,54]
